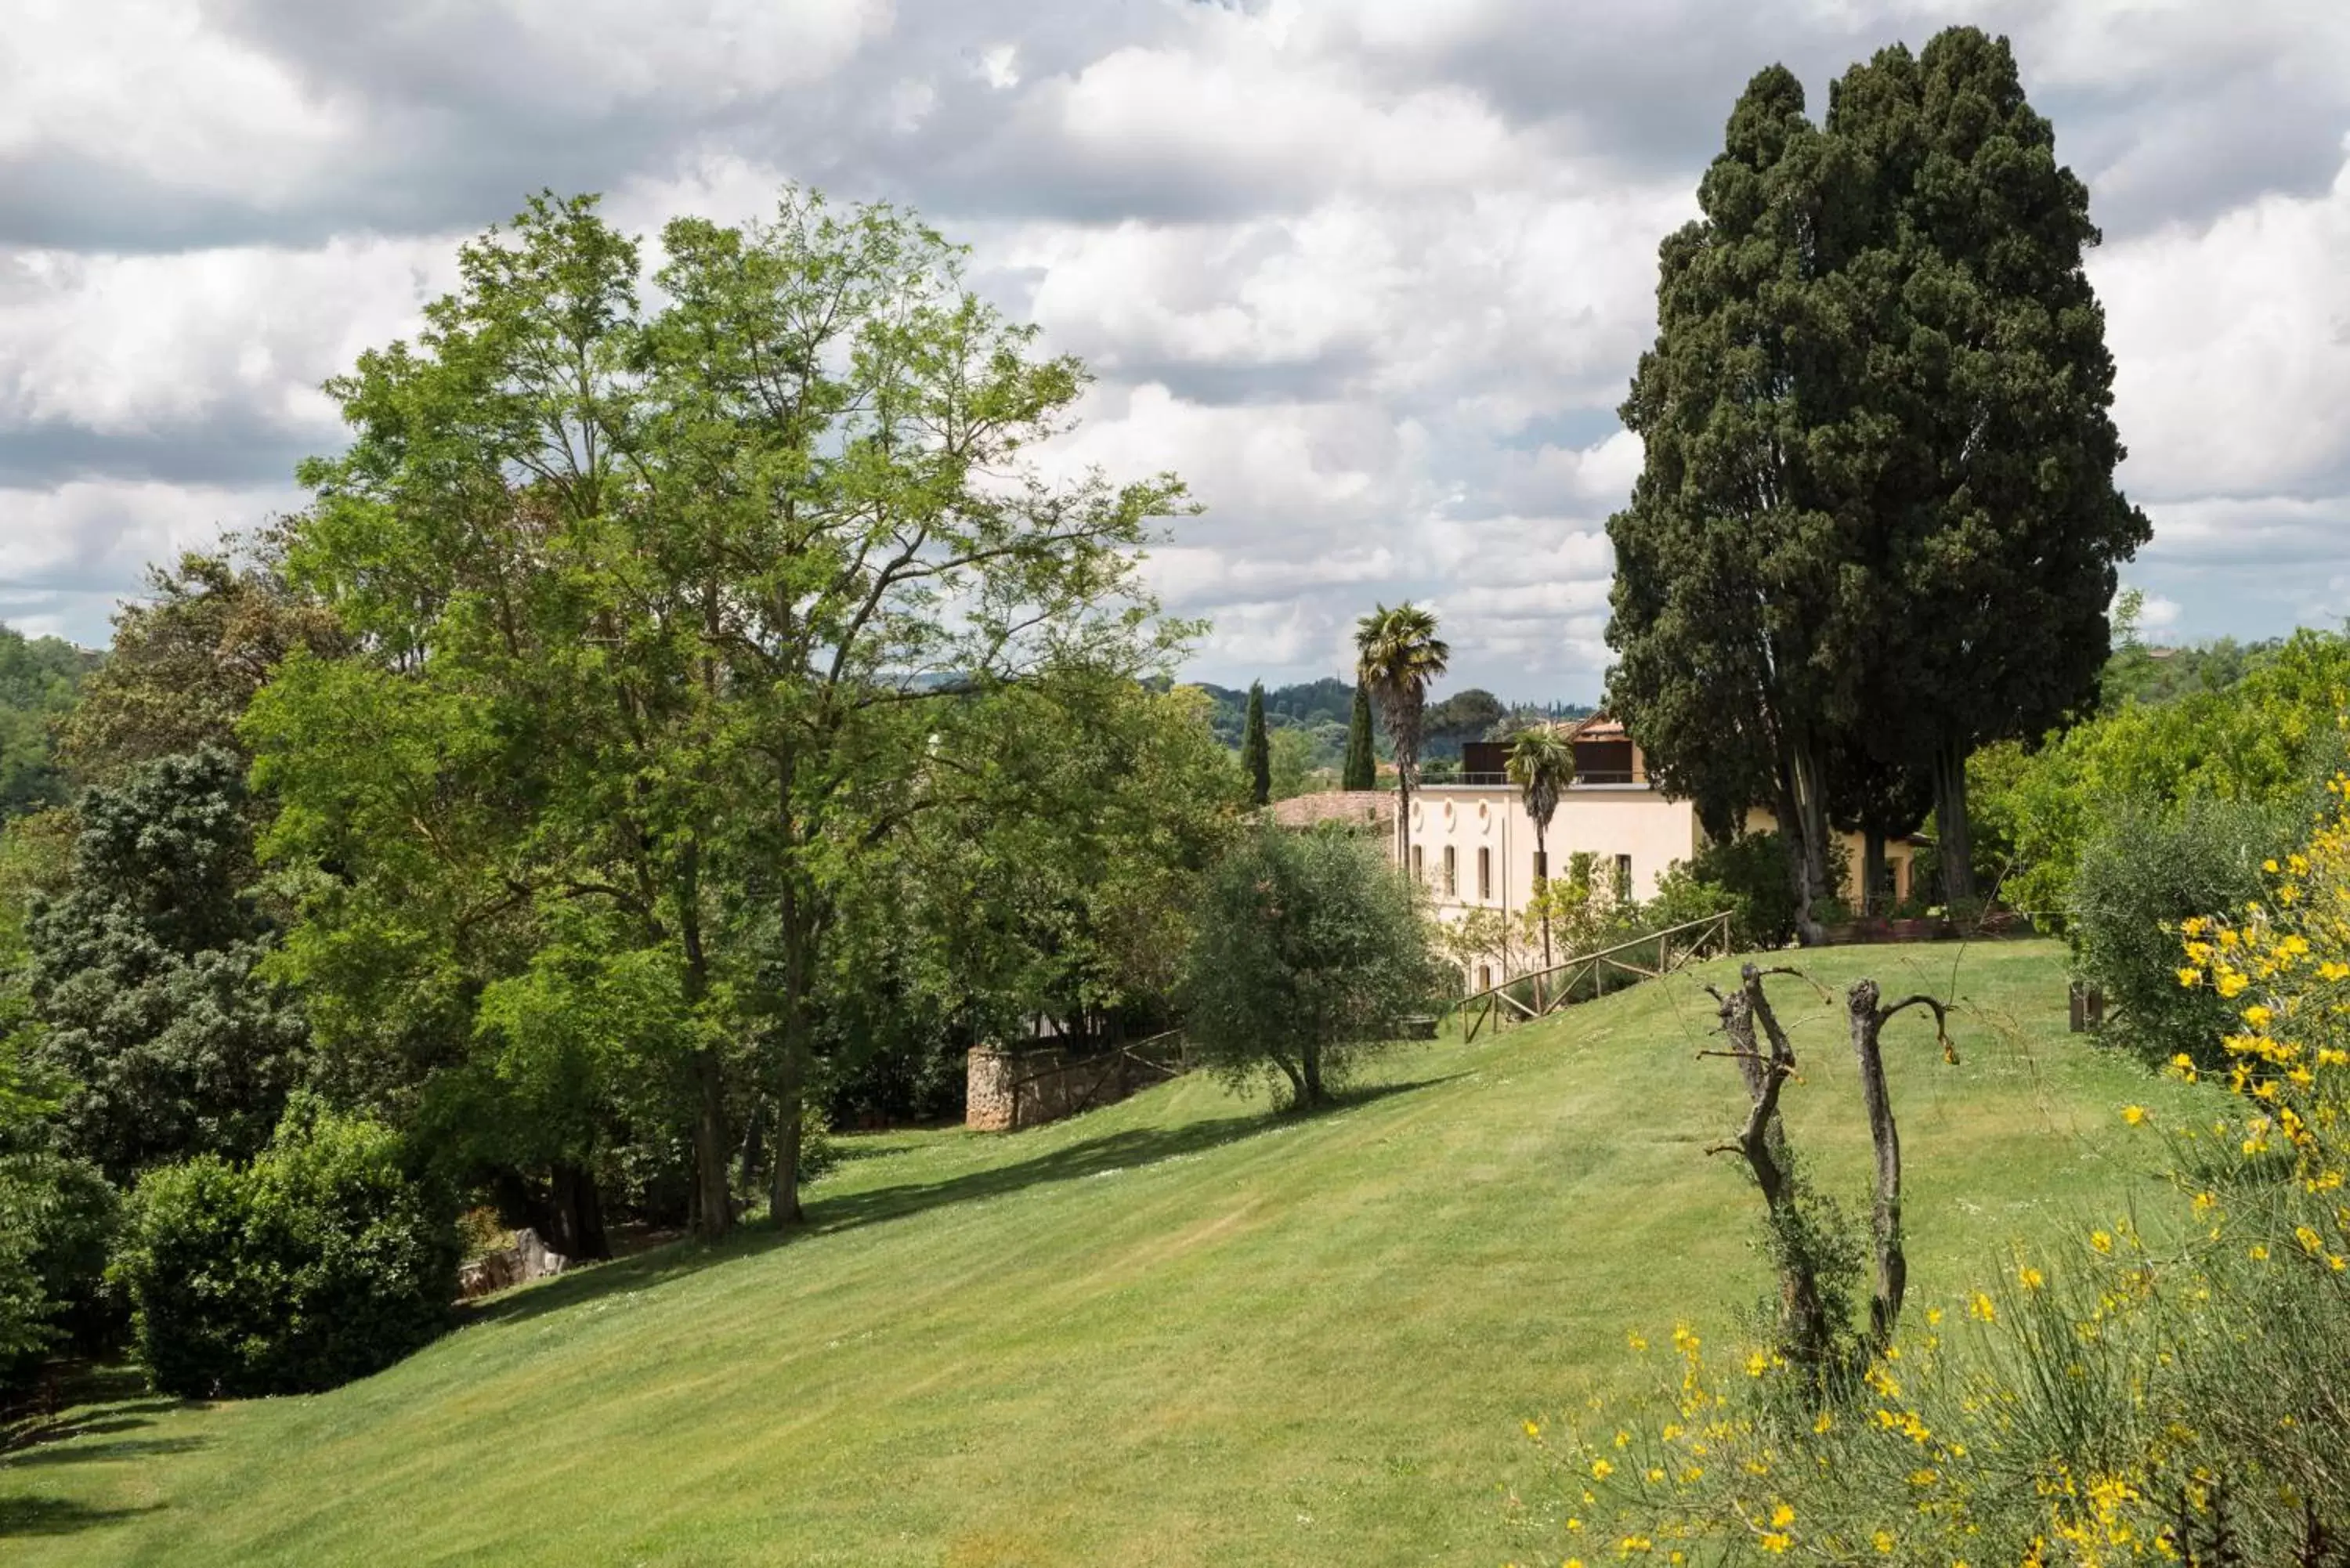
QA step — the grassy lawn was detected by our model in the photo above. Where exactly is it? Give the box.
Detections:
[0,940,2208,1566]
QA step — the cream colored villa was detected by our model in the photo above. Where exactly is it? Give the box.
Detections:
[1398,717,1915,963]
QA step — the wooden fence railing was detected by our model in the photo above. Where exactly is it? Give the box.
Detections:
[1456,910,1735,1044]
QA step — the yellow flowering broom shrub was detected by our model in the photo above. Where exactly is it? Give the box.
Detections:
[1513,776,2350,1564]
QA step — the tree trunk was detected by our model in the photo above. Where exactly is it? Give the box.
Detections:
[548,1161,613,1262]
[1300,1044,1325,1107]
[1716,967,1829,1366]
[770,879,819,1228]
[1775,746,1829,947]
[1932,739,1976,902]
[1396,769,1412,875]
[1847,980,1907,1355]
[689,1049,732,1241]
[1862,828,1887,918]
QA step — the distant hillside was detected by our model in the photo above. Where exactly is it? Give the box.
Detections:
[1191,677,1592,764]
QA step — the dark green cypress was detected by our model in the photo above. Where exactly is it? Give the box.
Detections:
[1241,682,1271,807]
[1343,683,1377,792]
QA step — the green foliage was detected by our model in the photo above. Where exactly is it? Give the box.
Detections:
[56,551,343,786]
[1180,826,1445,1108]
[1267,726,1318,801]
[1423,688,1505,751]
[1654,833,1801,951]
[1354,604,1448,794]
[1972,627,2350,920]
[262,186,1190,1235]
[1343,684,1377,791]
[0,1146,119,1391]
[25,748,308,1183]
[1609,30,2145,913]
[1240,682,1271,807]
[0,623,99,823]
[2068,799,2298,1070]
[115,1099,459,1398]
[815,674,1238,1125]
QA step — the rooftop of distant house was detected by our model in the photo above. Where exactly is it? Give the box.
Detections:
[1437,713,1648,789]
[1266,789,1395,830]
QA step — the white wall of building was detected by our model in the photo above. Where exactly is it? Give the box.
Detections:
[1403,783,1705,923]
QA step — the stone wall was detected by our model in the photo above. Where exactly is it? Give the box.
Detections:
[965,1042,1180,1132]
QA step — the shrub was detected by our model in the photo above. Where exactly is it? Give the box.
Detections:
[116,1099,459,1397]
[1521,772,2350,1563]
[1654,833,1799,951]
[2067,797,2298,1070]
[1180,826,1447,1108]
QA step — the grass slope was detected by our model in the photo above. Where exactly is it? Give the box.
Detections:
[2,941,2205,1566]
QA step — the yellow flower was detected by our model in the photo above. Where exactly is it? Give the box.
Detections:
[1524,1420,1542,1438]
[2121,1104,2147,1126]
[1590,1458,1614,1479]
[1813,1411,1833,1435]
[2090,1230,2113,1254]
[1745,1351,1769,1378]
[2244,1005,2275,1030]
[2297,1225,2324,1255]
[1874,1531,1896,1554]
[2018,1264,2045,1291]
[1627,1331,1648,1353]
[2251,1244,2271,1260]
[1771,1504,1795,1528]
[2178,966,2202,988]
[2218,970,2251,999]
[1969,1292,1997,1323]
[1759,1532,1791,1553]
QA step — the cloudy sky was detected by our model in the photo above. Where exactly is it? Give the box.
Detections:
[4,0,2348,699]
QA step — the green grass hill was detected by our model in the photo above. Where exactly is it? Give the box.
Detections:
[1,941,2204,1566]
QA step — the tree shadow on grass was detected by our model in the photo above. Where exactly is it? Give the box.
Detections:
[0,1496,164,1537]
[3,1436,209,1468]
[466,1071,1459,1330]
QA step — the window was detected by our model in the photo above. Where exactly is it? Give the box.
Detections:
[1411,845,1424,882]
[1614,853,1633,896]
[1477,963,1492,992]
[1442,846,1458,896]
[1477,846,1492,901]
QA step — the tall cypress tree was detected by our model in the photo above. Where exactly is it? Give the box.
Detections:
[1241,682,1271,807]
[1343,684,1377,791]
[1827,28,2147,899]
[1606,66,1853,945]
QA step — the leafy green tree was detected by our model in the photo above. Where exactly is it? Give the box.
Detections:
[1180,826,1444,1109]
[1423,688,1506,755]
[1354,604,1449,870]
[821,672,1237,1103]
[1506,727,1575,970]
[1267,727,1316,801]
[1970,629,2350,921]
[0,626,99,823]
[1343,684,1377,790]
[57,549,345,786]
[24,749,308,1185]
[260,190,1185,1237]
[1607,66,1854,944]
[1241,682,1271,807]
[1826,29,2149,899]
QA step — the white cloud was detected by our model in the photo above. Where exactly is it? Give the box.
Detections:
[2,0,2348,703]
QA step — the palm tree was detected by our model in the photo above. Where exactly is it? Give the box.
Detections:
[1353,602,1450,876]
[1506,726,1576,975]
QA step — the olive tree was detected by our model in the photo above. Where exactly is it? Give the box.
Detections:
[1179,826,1446,1109]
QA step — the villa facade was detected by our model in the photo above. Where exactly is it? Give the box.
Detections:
[1401,717,1917,972]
